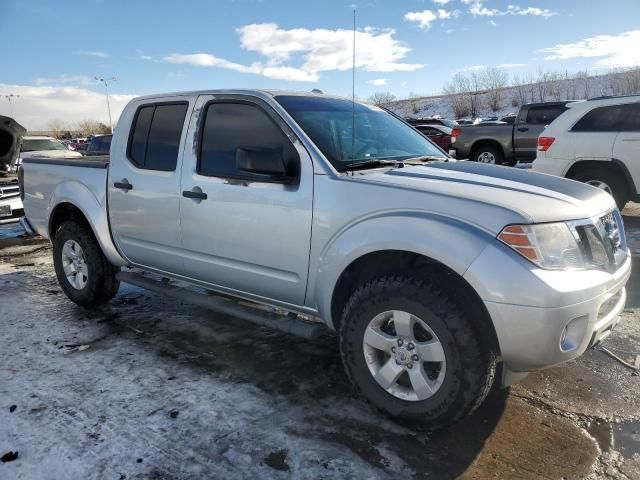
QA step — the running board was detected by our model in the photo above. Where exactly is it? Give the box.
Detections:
[116,271,324,340]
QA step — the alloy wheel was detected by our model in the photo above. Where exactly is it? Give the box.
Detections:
[363,310,446,401]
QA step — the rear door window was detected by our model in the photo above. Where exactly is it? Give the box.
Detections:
[525,106,567,125]
[572,105,625,132]
[127,103,188,171]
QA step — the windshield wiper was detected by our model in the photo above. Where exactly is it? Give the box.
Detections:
[401,155,448,164]
[346,159,403,171]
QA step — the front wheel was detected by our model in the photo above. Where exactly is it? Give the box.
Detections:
[339,276,496,429]
[52,220,120,307]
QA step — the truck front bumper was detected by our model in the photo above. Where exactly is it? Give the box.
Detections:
[464,242,632,374]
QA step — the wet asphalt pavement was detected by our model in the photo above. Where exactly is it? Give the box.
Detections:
[1,206,639,479]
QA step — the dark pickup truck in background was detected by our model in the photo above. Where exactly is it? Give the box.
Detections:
[450,101,572,165]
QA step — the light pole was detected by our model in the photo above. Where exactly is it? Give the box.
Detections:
[95,76,116,132]
[3,94,20,117]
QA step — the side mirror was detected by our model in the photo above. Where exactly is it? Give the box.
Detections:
[235,147,296,183]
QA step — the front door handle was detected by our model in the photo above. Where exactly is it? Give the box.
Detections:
[114,180,133,190]
[182,188,208,200]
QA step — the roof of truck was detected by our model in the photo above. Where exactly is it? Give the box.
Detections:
[130,89,351,102]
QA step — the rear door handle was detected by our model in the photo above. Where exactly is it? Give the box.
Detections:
[182,188,208,200]
[114,180,133,190]
[517,127,529,132]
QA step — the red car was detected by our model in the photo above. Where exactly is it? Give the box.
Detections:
[414,124,453,152]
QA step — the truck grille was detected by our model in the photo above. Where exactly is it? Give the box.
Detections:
[0,183,20,200]
[575,209,627,272]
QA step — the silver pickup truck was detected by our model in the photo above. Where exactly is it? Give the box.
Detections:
[21,90,631,428]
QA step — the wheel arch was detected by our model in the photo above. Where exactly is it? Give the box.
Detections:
[47,182,126,266]
[565,159,637,198]
[470,139,506,161]
[329,249,501,356]
[312,212,496,342]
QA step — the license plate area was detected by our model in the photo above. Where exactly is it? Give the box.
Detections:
[0,205,12,217]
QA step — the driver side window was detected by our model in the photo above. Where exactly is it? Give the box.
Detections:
[198,102,299,179]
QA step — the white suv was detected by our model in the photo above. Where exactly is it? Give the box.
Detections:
[532,95,640,209]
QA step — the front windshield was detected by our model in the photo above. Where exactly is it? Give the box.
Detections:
[21,139,68,152]
[276,95,447,171]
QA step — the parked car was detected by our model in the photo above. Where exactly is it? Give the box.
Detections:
[456,119,474,125]
[414,124,453,151]
[84,134,112,156]
[451,101,573,165]
[21,90,630,429]
[406,117,458,128]
[0,115,26,223]
[20,136,83,165]
[532,95,640,209]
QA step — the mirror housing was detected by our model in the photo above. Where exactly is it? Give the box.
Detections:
[235,147,297,184]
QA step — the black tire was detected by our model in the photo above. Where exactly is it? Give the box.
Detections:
[570,168,629,210]
[339,275,496,429]
[472,145,507,165]
[52,220,120,307]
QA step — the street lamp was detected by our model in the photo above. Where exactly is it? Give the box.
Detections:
[95,76,116,133]
[3,94,20,117]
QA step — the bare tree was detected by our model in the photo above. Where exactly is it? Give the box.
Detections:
[407,92,423,114]
[443,73,471,118]
[76,119,111,137]
[468,72,483,118]
[367,92,397,108]
[47,119,68,139]
[482,66,508,112]
[511,74,529,106]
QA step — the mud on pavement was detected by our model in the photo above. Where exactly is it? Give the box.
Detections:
[1,205,640,480]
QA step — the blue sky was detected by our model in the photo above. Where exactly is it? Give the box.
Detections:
[1,0,639,128]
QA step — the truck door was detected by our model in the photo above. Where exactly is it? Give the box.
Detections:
[612,102,640,194]
[108,98,193,274]
[178,94,313,306]
[515,104,567,161]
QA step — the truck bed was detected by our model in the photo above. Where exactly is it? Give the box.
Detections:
[22,155,109,169]
[21,155,110,239]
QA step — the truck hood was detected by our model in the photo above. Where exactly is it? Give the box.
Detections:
[359,160,615,226]
[0,116,26,173]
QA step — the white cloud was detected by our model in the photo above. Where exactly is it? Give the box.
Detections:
[538,30,640,68]
[368,78,388,86]
[432,0,451,4]
[488,20,497,26]
[404,9,459,30]
[468,1,555,17]
[164,23,423,82]
[140,55,153,61]
[34,74,95,87]
[72,50,111,58]
[0,83,136,130]
[460,64,486,71]
[497,63,526,68]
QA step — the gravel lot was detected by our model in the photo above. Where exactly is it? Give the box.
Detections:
[1,205,639,480]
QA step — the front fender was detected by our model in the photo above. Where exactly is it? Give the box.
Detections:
[312,211,493,328]
[49,181,126,266]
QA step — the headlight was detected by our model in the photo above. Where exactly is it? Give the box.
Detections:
[498,223,586,270]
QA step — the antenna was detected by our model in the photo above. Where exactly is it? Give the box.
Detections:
[350,7,356,174]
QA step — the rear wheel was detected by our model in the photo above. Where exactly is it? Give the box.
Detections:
[472,145,508,165]
[339,275,496,429]
[53,220,120,307]
[570,168,629,210]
